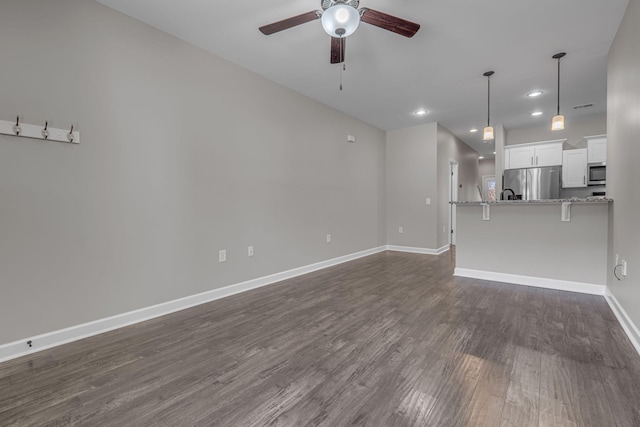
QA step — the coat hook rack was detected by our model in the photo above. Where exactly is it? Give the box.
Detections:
[0,117,80,144]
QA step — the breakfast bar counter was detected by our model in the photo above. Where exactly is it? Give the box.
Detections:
[451,199,612,295]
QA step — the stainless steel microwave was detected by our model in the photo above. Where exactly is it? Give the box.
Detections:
[588,162,606,185]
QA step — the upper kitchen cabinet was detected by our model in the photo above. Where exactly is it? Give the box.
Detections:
[562,148,588,188]
[504,140,565,170]
[586,135,607,163]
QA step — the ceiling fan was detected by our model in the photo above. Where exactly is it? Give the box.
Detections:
[259,0,420,64]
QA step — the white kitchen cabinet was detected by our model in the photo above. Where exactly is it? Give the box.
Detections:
[505,140,564,170]
[586,135,607,163]
[562,148,588,188]
[535,143,564,167]
[506,145,535,169]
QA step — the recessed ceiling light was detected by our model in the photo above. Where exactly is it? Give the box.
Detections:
[470,128,478,133]
[414,109,429,116]
[528,91,544,97]
[531,111,544,116]
[479,156,485,159]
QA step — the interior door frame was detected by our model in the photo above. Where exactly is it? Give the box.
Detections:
[449,160,459,245]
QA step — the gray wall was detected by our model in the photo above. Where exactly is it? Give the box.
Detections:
[607,0,640,328]
[0,0,386,344]
[386,124,438,248]
[436,125,480,248]
[456,204,609,285]
[478,158,496,179]
[506,114,606,149]
[385,123,480,250]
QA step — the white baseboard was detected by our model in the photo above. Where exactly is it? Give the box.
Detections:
[604,288,640,356]
[386,245,450,255]
[454,268,605,296]
[0,246,387,363]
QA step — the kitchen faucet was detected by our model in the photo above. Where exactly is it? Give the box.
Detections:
[500,188,515,200]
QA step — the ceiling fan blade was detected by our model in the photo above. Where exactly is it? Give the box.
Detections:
[259,11,321,35]
[360,8,420,38]
[330,37,346,64]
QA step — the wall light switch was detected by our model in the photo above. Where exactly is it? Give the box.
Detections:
[248,246,254,257]
[219,250,227,263]
[426,198,431,205]
[398,226,404,234]
[326,234,331,243]
[347,135,356,143]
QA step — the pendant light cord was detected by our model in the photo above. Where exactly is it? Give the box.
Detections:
[552,52,566,116]
[339,37,343,91]
[557,57,561,115]
[487,75,491,127]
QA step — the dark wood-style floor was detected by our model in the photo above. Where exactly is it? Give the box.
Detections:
[1,251,640,426]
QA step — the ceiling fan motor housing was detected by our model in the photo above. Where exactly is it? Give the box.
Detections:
[321,0,359,10]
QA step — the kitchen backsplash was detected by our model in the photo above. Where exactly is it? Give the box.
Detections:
[560,185,606,199]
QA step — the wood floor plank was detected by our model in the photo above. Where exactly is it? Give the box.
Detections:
[1,250,639,426]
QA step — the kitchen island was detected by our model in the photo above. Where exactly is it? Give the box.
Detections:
[452,198,612,295]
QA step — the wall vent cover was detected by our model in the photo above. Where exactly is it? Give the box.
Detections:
[573,103,594,110]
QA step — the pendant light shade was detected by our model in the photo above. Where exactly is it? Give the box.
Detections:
[551,114,565,130]
[483,126,495,141]
[552,52,566,131]
[483,71,495,142]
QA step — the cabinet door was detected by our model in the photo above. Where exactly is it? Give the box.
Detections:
[587,137,607,163]
[507,146,535,169]
[562,149,588,188]
[535,143,563,167]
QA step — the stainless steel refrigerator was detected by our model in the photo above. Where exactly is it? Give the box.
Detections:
[503,166,562,200]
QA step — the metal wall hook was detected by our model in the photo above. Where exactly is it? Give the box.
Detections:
[1,117,80,144]
[67,124,75,143]
[41,121,50,139]
[12,116,21,136]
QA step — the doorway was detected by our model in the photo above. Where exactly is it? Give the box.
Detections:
[448,161,459,245]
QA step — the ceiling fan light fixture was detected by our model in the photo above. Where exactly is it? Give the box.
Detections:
[321,4,360,37]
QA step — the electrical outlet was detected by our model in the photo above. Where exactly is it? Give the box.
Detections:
[219,250,227,263]
[426,198,431,205]
[326,234,331,243]
[248,246,254,257]
[622,260,628,276]
[398,226,404,234]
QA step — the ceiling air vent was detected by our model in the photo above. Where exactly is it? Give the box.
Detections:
[573,103,594,110]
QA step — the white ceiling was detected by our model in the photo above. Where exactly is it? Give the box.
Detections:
[95,0,628,155]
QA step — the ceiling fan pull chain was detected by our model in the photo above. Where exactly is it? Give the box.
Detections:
[339,36,344,91]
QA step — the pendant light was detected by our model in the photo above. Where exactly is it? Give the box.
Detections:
[483,71,495,141]
[551,52,566,131]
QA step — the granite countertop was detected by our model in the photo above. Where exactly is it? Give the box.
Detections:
[452,198,613,205]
